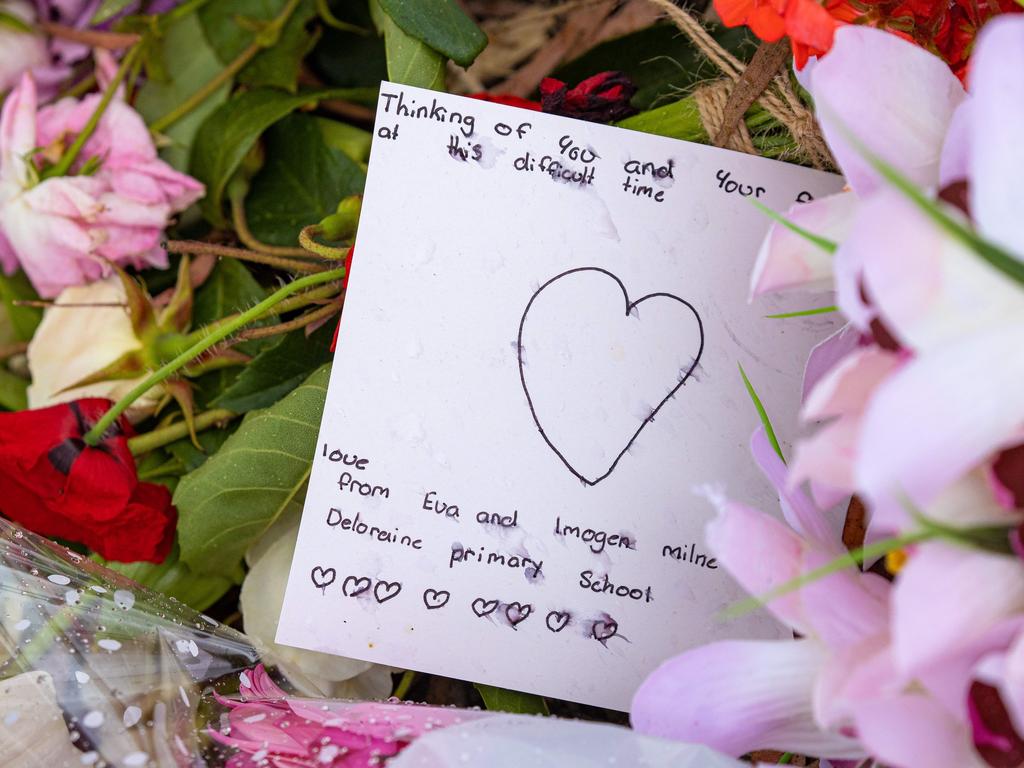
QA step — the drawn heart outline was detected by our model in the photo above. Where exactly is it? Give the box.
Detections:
[517,267,705,486]
[342,576,371,597]
[472,598,499,617]
[374,580,402,604]
[592,619,619,643]
[505,602,532,628]
[310,566,336,591]
[423,588,451,610]
[545,610,570,633]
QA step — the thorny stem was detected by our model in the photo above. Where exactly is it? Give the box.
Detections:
[231,300,339,342]
[82,268,346,445]
[148,0,304,133]
[230,194,313,258]
[128,408,236,455]
[42,46,141,179]
[164,239,330,273]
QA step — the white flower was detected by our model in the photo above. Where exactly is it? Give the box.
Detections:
[241,513,394,698]
[0,2,47,94]
[0,671,85,767]
[26,276,161,418]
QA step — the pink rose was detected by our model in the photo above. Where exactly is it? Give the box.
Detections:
[0,70,203,298]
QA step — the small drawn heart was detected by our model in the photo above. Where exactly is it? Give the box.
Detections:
[422,588,451,610]
[342,575,371,597]
[592,619,619,643]
[518,267,704,486]
[472,598,499,617]
[374,580,402,604]
[310,566,336,591]
[505,602,532,628]
[545,610,570,633]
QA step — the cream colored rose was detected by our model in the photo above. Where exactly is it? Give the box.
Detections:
[241,512,395,699]
[27,276,161,419]
[0,671,84,767]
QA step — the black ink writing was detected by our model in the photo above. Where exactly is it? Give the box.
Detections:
[326,508,423,549]
[337,471,389,498]
[558,134,598,163]
[449,544,543,578]
[423,588,451,610]
[716,169,765,198]
[447,134,482,162]
[661,542,718,569]
[422,491,460,518]
[379,90,476,137]
[310,566,335,591]
[554,516,634,554]
[321,444,369,470]
[476,509,518,527]
[579,570,653,602]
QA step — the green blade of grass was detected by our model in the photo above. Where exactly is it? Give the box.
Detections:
[766,305,838,319]
[751,199,838,254]
[738,362,785,464]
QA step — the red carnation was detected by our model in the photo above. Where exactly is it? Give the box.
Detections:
[539,71,638,123]
[0,399,176,563]
[469,93,542,111]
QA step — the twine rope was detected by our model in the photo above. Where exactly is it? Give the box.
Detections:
[647,0,835,170]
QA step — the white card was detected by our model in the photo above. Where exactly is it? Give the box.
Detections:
[277,82,844,711]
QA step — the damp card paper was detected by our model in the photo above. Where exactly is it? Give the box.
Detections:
[277,82,846,711]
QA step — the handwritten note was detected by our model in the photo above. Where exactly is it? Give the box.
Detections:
[277,82,845,711]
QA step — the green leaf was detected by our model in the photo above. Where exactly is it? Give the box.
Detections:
[189,86,355,225]
[199,0,318,91]
[166,423,238,472]
[213,321,335,413]
[0,367,28,411]
[244,114,366,245]
[191,259,270,404]
[370,0,445,90]
[376,0,485,68]
[751,200,837,254]
[175,364,329,575]
[90,0,136,25]
[475,684,549,715]
[310,3,388,90]
[136,12,232,172]
[738,363,785,464]
[0,270,41,341]
[0,9,33,32]
[766,305,838,319]
[96,540,237,611]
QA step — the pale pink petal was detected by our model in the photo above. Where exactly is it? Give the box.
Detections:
[807,479,848,512]
[925,469,1024,529]
[815,636,898,729]
[0,229,17,274]
[131,159,205,209]
[749,192,856,296]
[704,497,807,632]
[832,229,874,332]
[856,322,1024,509]
[854,191,1023,354]
[0,73,39,188]
[789,418,858,494]
[631,640,864,759]
[850,694,983,768]
[799,548,890,650]
[802,346,901,420]
[811,26,965,195]
[751,427,837,546]
[802,324,862,403]
[969,15,1024,258]
[939,100,970,187]
[893,545,1024,677]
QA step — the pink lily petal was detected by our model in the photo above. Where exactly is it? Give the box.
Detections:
[801,324,862,404]
[814,635,898,729]
[802,346,900,421]
[892,545,1024,677]
[856,322,1024,510]
[790,417,858,495]
[704,496,807,632]
[749,192,856,297]
[799,547,890,650]
[854,191,1023,354]
[969,15,1024,258]
[811,26,965,196]
[0,73,39,188]
[751,427,836,546]
[939,100,970,188]
[631,639,864,759]
[849,694,982,768]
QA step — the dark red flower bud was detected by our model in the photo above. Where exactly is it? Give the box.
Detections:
[469,93,542,111]
[968,681,1024,767]
[992,444,1024,510]
[0,399,176,563]
[539,71,638,123]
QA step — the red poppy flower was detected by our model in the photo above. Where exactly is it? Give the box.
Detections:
[0,399,176,563]
[539,71,638,123]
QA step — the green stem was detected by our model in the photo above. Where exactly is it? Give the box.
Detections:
[42,47,140,180]
[149,0,303,134]
[83,268,345,445]
[766,305,838,319]
[128,408,236,455]
[299,225,349,260]
[393,670,416,700]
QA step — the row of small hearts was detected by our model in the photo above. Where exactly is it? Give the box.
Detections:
[311,568,618,640]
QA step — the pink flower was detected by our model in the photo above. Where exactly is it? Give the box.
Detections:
[0,70,203,298]
[210,666,488,768]
[0,2,49,93]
